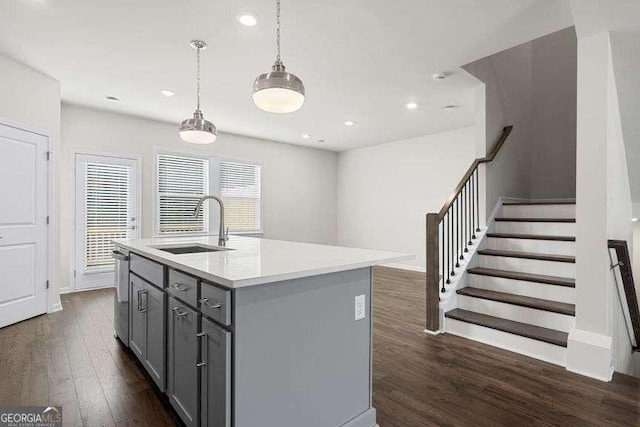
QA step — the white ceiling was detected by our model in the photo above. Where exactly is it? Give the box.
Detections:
[0,0,573,151]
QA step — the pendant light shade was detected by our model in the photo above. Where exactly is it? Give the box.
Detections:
[180,40,217,144]
[179,110,217,144]
[252,0,305,113]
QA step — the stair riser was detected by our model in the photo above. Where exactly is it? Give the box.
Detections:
[502,204,576,219]
[495,222,576,235]
[487,238,575,256]
[457,295,575,332]
[479,255,575,278]
[445,318,567,366]
[468,275,576,304]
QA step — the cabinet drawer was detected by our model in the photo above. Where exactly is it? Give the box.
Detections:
[130,253,164,288]
[200,282,231,326]
[168,269,198,308]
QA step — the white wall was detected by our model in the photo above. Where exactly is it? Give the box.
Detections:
[567,30,639,380]
[336,126,476,270]
[0,53,61,311]
[463,27,577,213]
[60,104,337,290]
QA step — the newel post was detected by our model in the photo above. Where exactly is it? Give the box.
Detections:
[426,213,440,333]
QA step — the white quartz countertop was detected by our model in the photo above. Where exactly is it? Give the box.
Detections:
[113,235,413,288]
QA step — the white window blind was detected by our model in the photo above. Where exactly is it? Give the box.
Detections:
[220,160,262,232]
[157,154,209,234]
[85,162,131,272]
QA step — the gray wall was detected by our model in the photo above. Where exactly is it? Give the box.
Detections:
[463,27,577,213]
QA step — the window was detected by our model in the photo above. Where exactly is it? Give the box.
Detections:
[85,162,132,271]
[155,153,262,236]
[220,160,262,232]
[157,154,209,234]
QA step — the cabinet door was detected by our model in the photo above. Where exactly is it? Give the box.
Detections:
[201,317,231,427]
[144,283,166,391]
[129,275,146,362]
[167,296,199,427]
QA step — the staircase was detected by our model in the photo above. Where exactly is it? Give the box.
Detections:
[444,200,576,366]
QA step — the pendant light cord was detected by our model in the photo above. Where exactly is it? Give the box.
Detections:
[275,0,281,64]
[196,46,201,111]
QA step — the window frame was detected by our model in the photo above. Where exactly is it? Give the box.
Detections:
[153,148,263,237]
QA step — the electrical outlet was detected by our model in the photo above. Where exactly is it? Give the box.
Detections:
[355,294,365,320]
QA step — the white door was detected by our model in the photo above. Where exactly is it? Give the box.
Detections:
[0,122,49,328]
[74,154,139,290]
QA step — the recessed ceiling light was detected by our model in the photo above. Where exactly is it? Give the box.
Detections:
[344,120,355,126]
[405,102,418,110]
[433,73,446,81]
[632,217,638,222]
[317,139,325,143]
[105,96,120,101]
[301,133,311,139]
[442,105,458,112]
[236,12,259,27]
[161,89,175,97]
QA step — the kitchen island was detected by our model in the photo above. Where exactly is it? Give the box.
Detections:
[113,235,411,427]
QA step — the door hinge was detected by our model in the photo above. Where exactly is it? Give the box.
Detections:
[73,270,77,277]
[46,216,50,225]
[46,280,50,289]
[46,151,52,161]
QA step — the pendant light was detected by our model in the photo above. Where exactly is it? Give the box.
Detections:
[252,0,305,113]
[179,40,217,144]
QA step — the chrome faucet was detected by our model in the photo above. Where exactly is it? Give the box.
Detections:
[194,195,229,246]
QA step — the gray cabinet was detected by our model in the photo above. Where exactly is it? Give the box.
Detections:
[129,273,166,392]
[129,275,146,360]
[167,296,199,427]
[201,317,231,427]
[144,283,166,391]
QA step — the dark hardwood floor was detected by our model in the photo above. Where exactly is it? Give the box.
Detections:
[1,274,639,426]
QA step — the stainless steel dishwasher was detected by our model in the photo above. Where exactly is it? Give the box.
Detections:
[112,248,130,346]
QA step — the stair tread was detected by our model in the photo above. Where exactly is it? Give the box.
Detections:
[496,217,576,223]
[457,287,575,316]
[487,233,575,242]
[502,201,575,206]
[468,267,575,287]
[477,249,575,263]
[445,308,568,347]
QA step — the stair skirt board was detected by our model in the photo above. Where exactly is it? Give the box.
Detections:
[478,255,575,278]
[495,221,576,236]
[468,275,576,304]
[456,295,575,333]
[502,204,576,219]
[487,237,576,257]
[445,318,567,366]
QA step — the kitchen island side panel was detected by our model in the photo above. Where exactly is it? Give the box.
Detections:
[233,267,375,427]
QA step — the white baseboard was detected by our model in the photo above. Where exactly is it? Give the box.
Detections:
[49,300,63,313]
[59,286,71,294]
[566,328,614,382]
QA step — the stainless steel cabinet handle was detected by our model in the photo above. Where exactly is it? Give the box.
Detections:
[172,283,189,291]
[136,288,142,311]
[171,307,188,317]
[197,332,207,368]
[139,290,148,313]
[199,298,222,309]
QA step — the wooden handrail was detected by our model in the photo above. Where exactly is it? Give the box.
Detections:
[425,125,513,333]
[608,240,640,351]
[437,126,513,220]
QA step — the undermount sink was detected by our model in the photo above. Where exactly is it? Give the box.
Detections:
[153,244,232,255]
